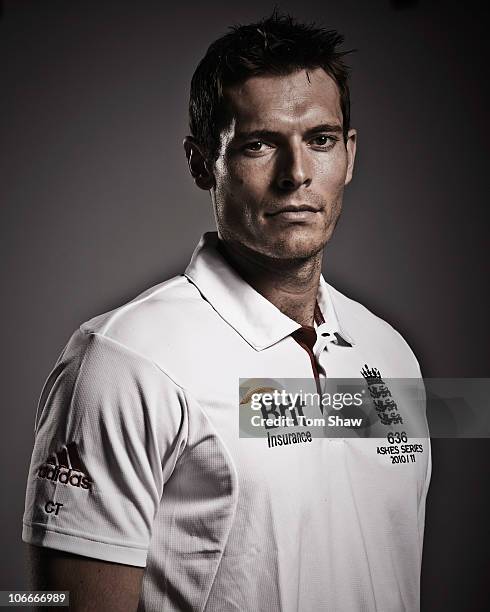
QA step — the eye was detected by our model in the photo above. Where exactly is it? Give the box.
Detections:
[244,141,266,152]
[310,134,338,148]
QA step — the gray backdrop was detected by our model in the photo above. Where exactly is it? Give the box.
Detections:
[1,0,488,609]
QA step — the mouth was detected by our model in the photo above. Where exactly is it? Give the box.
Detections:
[265,205,321,222]
[267,205,320,215]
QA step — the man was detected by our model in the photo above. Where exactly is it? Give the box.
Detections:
[23,13,431,611]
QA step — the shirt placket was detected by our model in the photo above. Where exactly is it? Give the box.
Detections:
[291,303,329,394]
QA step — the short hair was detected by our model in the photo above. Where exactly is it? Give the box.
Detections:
[188,12,353,161]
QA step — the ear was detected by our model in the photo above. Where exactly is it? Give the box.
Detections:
[344,128,357,186]
[183,136,215,190]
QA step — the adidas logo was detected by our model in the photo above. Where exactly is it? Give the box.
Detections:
[37,442,92,491]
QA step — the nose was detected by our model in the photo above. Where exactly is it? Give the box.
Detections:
[275,143,312,191]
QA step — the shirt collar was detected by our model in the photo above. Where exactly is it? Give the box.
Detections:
[316,276,356,347]
[184,232,355,351]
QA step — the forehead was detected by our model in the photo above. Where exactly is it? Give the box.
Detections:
[223,68,343,133]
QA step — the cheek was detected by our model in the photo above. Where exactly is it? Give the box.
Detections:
[214,180,256,234]
[316,154,348,192]
[216,164,266,213]
[227,161,268,197]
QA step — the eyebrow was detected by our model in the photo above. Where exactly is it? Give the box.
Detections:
[234,123,344,141]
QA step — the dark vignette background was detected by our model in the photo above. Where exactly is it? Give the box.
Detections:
[1,0,488,609]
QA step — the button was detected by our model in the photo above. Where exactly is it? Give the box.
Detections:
[321,332,330,337]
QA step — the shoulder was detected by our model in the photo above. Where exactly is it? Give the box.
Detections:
[78,274,202,362]
[48,274,202,397]
[326,282,422,376]
[37,280,194,436]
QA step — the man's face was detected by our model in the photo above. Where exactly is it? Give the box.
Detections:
[210,68,356,261]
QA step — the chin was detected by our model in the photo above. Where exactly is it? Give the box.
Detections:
[256,215,337,260]
[265,230,327,261]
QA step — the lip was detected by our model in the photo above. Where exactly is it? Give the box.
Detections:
[266,204,321,214]
[271,210,318,222]
[266,206,321,222]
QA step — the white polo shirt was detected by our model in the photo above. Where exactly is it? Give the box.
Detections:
[23,232,431,612]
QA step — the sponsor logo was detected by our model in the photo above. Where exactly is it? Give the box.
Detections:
[37,442,92,491]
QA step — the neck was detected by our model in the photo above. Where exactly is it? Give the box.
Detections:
[218,239,323,327]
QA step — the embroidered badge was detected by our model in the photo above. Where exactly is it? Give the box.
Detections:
[361,365,404,426]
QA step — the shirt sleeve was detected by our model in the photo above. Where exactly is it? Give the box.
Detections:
[415,366,432,556]
[22,329,188,567]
